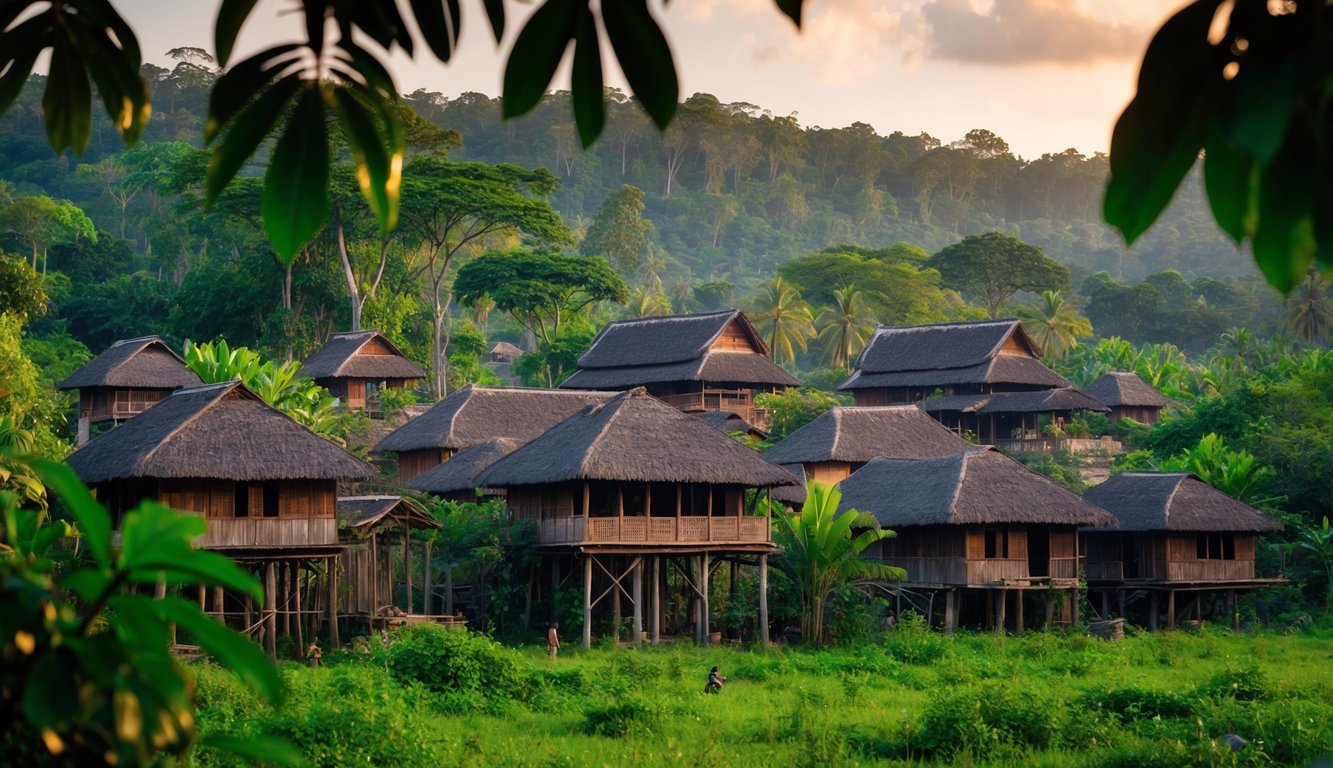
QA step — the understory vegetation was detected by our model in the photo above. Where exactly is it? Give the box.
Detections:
[187,622,1333,768]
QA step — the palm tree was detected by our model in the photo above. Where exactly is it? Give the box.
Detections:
[1281,271,1333,343]
[815,286,878,369]
[765,483,904,645]
[1019,290,1091,358]
[626,287,672,318]
[749,277,814,367]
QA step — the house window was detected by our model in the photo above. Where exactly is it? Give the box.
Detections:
[263,481,280,518]
[234,483,250,518]
[1195,534,1236,560]
[984,529,1009,559]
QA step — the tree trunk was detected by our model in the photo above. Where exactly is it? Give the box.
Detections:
[335,212,364,332]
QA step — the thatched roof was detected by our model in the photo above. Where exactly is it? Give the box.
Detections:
[923,387,1109,415]
[489,341,524,361]
[839,319,1069,391]
[59,336,202,390]
[1084,372,1173,408]
[298,330,426,380]
[406,437,520,494]
[763,406,974,465]
[837,447,1115,528]
[1082,473,1281,533]
[373,386,617,453]
[338,495,440,531]
[693,410,767,439]
[559,309,800,389]
[770,463,809,506]
[67,381,373,484]
[475,388,800,488]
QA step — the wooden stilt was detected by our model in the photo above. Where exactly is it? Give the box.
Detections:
[294,562,305,660]
[1118,590,1126,620]
[632,558,643,647]
[197,583,206,613]
[612,557,623,643]
[944,589,956,635]
[264,562,277,659]
[758,554,769,646]
[1166,589,1176,630]
[328,557,339,648]
[213,586,225,624]
[423,539,433,615]
[1016,590,1024,635]
[1149,591,1159,631]
[583,556,593,649]
[996,589,1007,635]
[700,552,710,645]
[403,525,412,612]
[652,556,662,645]
[1228,589,1238,631]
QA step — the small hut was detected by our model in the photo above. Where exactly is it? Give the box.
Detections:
[559,309,799,428]
[373,386,616,481]
[761,405,975,504]
[1083,372,1173,424]
[1082,472,1284,630]
[923,387,1109,444]
[475,388,798,648]
[693,410,767,442]
[65,380,373,657]
[58,335,202,445]
[406,437,520,502]
[489,341,524,363]
[837,447,1114,633]
[298,330,426,417]
[336,496,453,627]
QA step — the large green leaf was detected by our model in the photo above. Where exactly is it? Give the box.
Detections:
[215,0,262,66]
[206,73,302,204]
[31,460,111,566]
[600,0,678,130]
[1202,132,1257,243]
[570,7,605,148]
[332,86,404,232]
[481,0,505,43]
[201,734,304,767]
[206,44,303,142]
[21,651,80,729]
[502,0,580,119]
[0,18,49,116]
[118,501,264,600]
[409,0,463,62]
[42,35,93,155]
[1252,136,1317,292]
[156,598,283,704]
[262,84,330,261]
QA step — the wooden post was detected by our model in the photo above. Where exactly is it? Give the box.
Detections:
[1101,591,1109,618]
[700,552,710,645]
[612,557,622,643]
[996,589,1007,635]
[328,557,339,648]
[759,554,769,646]
[1071,585,1080,626]
[583,556,593,649]
[944,589,956,635]
[1166,589,1176,630]
[632,558,643,647]
[1016,590,1024,634]
[197,583,206,613]
[403,525,412,613]
[652,556,662,645]
[213,586,225,623]
[423,539,433,615]
[583,481,590,521]
[551,559,559,623]
[1228,589,1238,631]
[370,532,379,626]
[1118,590,1126,620]
[1149,591,1159,631]
[279,563,290,637]
[294,562,305,659]
[264,562,277,659]
[155,579,175,646]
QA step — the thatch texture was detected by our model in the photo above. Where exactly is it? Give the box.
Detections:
[837,447,1115,528]
[839,319,1069,391]
[373,386,616,453]
[693,410,766,439]
[298,330,426,380]
[489,341,524,361]
[1084,372,1172,408]
[338,495,440,530]
[763,406,974,465]
[475,388,800,488]
[1082,473,1281,532]
[59,336,202,390]
[770,463,809,505]
[559,309,799,389]
[67,381,373,483]
[923,387,1109,415]
[407,437,520,494]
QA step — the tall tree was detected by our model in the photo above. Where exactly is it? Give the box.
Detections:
[580,184,651,276]
[1019,290,1092,358]
[815,286,877,369]
[1281,271,1333,344]
[927,231,1070,318]
[0,196,95,272]
[399,158,571,397]
[749,277,815,367]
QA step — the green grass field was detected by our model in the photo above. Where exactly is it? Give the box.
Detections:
[190,621,1333,767]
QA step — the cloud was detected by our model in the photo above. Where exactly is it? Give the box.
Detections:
[921,0,1145,66]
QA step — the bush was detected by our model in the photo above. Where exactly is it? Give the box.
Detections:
[1195,664,1269,701]
[581,696,661,738]
[918,681,1058,757]
[882,611,948,665]
[381,625,528,712]
[1079,685,1196,721]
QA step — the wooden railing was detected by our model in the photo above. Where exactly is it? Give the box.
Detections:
[537,515,770,546]
[1086,561,1124,582]
[1049,556,1079,580]
[1165,560,1255,582]
[877,556,967,585]
[110,401,158,419]
[966,558,1030,584]
[196,517,338,549]
[655,391,772,427]
[994,436,1123,455]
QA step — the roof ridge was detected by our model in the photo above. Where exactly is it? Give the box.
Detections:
[110,335,164,347]
[575,391,633,479]
[137,381,244,472]
[947,450,973,518]
[1160,473,1188,528]
[172,380,240,395]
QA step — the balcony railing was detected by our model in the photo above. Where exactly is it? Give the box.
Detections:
[1085,561,1124,582]
[655,390,772,427]
[537,515,770,546]
[195,517,338,549]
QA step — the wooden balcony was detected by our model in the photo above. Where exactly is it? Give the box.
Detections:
[966,558,1030,584]
[656,390,772,427]
[537,515,770,546]
[195,516,338,549]
[1086,561,1124,582]
[1165,559,1255,582]
[1049,556,1079,580]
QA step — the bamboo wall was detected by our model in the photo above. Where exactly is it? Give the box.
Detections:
[80,387,170,423]
[395,448,453,482]
[1083,532,1257,583]
[127,477,339,549]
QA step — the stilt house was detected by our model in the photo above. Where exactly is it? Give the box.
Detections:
[373,386,616,482]
[558,309,800,429]
[837,447,1114,633]
[761,405,975,505]
[923,387,1109,443]
[1083,372,1173,424]
[406,437,520,501]
[298,330,426,417]
[474,388,799,648]
[337,496,452,627]
[58,336,203,445]
[65,380,373,657]
[1082,472,1283,630]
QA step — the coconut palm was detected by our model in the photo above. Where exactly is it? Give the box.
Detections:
[1019,290,1091,358]
[1281,270,1333,343]
[749,277,815,366]
[815,286,878,369]
[765,482,904,645]
[626,287,672,318]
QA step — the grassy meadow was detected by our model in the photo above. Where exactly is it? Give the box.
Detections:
[190,620,1333,768]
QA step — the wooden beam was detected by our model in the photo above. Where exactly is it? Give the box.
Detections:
[293,561,305,659]
[700,552,710,645]
[1149,591,1159,631]
[264,562,277,660]
[651,556,661,645]
[423,539,433,616]
[996,589,1007,635]
[1016,589,1024,635]
[632,557,643,647]
[944,589,955,635]
[1167,589,1176,631]
[328,556,339,648]
[758,554,769,646]
[583,556,593,650]
[583,481,590,521]
[404,524,412,612]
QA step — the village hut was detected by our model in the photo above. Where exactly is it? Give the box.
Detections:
[558,309,799,429]
[693,410,767,442]
[1082,472,1283,630]
[337,495,460,628]
[1083,372,1173,424]
[66,380,373,657]
[922,387,1109,444]
[406,437,520,501]
[298,330,426,417]
[489,341,524,363]
[837,447,1114,633]
[58,335,203,445]
[475,388,798,648]
[762,405,975,505]
[373,386,616,481]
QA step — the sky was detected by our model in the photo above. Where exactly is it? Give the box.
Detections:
[122,0,1181,160]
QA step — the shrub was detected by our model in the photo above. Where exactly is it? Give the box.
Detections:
[1079,685,1196,721]
[581,696,661,738]
[381,624,528,712]
[918,681,1058,757]
[882,611,947,665]
[1195,664,1269,701]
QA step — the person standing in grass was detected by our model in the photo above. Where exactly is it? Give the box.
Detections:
[548,622,560,660]
[704,665,726,693]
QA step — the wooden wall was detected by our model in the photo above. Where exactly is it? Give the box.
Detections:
[806,461,852,486]
[712,320,760,353]
[396,448,453,482]
[1109,405,1162,424]
[80,387,169,423]
[1084,532,1257,583]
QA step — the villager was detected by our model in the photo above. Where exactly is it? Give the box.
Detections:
[704,665,726,694]
[548,622,560,659]
[883,610,897,629]
[306,642,323,668]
